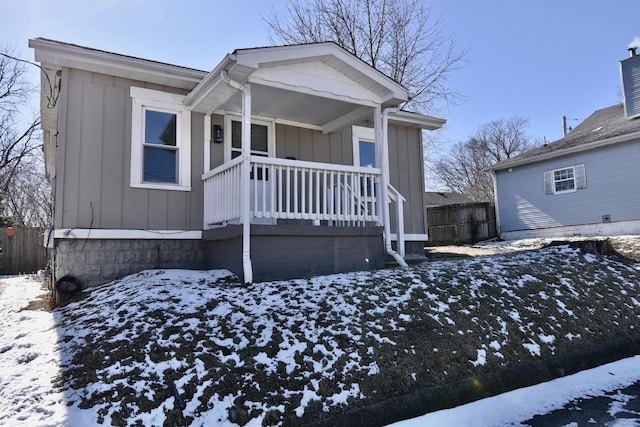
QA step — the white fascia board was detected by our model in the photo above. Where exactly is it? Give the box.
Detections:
[489,130,640,171]
[54,229,202,240]
[390,233,428,241]
[29,38,205,89]
[235,43,338,68]
[183,53,237,109]
[388,111,447,130]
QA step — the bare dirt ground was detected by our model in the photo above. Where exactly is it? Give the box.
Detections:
[46,235,640,426]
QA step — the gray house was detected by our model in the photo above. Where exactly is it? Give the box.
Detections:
[488,47,640,240]
[30,38,445,286]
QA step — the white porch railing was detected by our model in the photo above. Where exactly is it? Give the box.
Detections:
[203,156,382,227]
[203,156,243,226]
[388,184,406,257]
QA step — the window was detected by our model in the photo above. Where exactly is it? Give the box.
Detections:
[544,164,586,195]
[130,87,191,191]
[224,115,274,161]
[352,126,376,167]
[352,126,378,197]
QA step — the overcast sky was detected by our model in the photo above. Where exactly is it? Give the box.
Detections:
[3,0,639,180]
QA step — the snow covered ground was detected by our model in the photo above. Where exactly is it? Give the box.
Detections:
[0,236,639,426]
[388,356,640,426]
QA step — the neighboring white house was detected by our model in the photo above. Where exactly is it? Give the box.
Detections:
[488,47,640,240]
[30,38,445,286]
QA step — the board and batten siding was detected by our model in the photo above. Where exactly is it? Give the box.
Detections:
[387,124,428,236]
[57,68,426,236]
[496,139,640,232]
[56,68,204,231]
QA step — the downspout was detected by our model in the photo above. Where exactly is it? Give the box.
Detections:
[221,70,253,283]
[380,107,408,267]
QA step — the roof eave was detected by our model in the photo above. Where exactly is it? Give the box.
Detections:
[29,38,206,90]
[388,110,446,130]
[489,129,640,171]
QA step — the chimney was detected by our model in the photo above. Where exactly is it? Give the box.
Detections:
[621,37,640,118]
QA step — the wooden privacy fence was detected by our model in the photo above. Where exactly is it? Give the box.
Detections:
[427,203,497,245]
[0,227,48,275]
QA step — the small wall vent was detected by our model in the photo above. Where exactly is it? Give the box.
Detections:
[602,214,611,223]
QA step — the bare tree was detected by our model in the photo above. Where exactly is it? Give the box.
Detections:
[264,0,465,112]
[0,47,50,227]
[435,117,534,202]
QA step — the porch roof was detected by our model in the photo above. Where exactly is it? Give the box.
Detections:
[184,43,440,133]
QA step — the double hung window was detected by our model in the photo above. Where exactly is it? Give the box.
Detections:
[544,164,586,195]
[130,87,191,191]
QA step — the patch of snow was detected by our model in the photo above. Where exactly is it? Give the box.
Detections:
[470,349,487,367]
[523,341,541,356]
[488,340,501,351]
[539,334,556,344]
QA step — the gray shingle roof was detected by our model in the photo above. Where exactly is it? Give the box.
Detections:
[489,103,640,170]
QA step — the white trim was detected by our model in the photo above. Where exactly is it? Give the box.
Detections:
[500,219,640,241]
[352,125,376,167]
[130,87,192,191]
[390,234,428,241]
[54,229,202,239]
[233,43,408,101]
[275,118,323,132]
[547,165,581,195]
[224,114,275,162]
[30,38,204,90]
[204,114,211,173]
[388,110,446,130]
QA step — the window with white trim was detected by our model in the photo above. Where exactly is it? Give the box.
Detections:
[130,87,191,191]
[224,115,275,161]
[544,164,586,195]
[352,126,376,167]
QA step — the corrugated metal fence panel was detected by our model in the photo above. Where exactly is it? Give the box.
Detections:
[0,227,48,275]
[427,203,497,245]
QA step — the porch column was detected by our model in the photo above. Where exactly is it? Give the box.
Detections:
[220,70,254,283]
[374,107,386,226]
[240,84,253,283]
[203,114,211,175]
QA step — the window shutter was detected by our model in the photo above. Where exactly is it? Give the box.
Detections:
[544,171,554,194]
[575,164,587,189]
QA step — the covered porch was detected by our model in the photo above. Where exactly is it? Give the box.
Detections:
[184,43,444,282]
